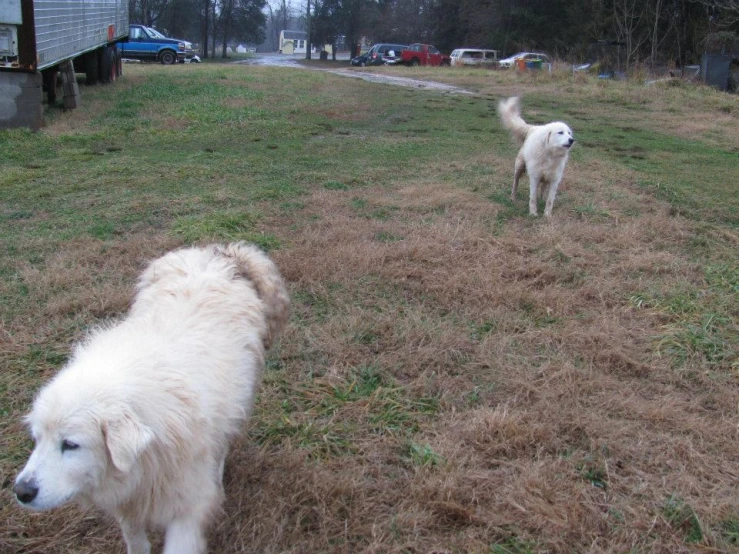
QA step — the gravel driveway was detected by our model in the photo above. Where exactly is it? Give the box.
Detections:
[238,53,474,95]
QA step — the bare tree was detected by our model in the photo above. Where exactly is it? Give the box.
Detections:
[306,0,315,59]
[266,4,277,50]
[212,0,218,56]
[649,0,679,66]
[691,0,739,24]
[280,0,291,31]
[613,0,649,69]
[201,0,210,57]
[221,0,235,57]
[130,0,165,25]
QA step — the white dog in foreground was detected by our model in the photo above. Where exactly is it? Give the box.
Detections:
[498,96,575,217]
[14,242,290,554]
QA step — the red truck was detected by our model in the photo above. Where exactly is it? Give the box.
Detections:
[401,43,451,66]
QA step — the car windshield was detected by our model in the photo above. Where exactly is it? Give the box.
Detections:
[506,52,527,59]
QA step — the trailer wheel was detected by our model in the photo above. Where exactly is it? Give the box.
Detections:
[114,47,123,79]
[160,50,177,65]
[98,46,112,84]
[42,67,59,105]
[85,50,99,85]
[106,46,117,82]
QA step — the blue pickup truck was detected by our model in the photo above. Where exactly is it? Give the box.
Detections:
[118,24,195,64]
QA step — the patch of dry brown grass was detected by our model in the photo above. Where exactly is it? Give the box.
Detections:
[254,159,735,550]
[2,65,737,553]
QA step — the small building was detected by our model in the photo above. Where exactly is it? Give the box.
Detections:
[279,30,308,54]
[278,30,336,55]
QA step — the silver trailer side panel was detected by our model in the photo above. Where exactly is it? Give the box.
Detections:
[0,0,23,24]
[33,0,128,69]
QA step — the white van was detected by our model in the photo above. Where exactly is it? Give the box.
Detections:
[450,48,499,67]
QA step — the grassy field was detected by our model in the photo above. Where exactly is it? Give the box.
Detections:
[1,60,738,553]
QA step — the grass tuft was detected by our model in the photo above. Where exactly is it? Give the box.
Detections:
[171,210,281,250]
[406,441,444,467]
[662,495,704,544]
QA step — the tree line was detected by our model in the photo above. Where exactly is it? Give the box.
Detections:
[311,0,738,68]
[129,0,738,66]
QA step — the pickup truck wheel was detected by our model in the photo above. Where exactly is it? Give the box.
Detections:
[410,58,420,67]
[160,50,177,65]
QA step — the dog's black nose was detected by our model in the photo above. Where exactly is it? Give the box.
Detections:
[568,138,575,146]
[14,479,39,504]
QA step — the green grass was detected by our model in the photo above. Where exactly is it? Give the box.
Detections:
[406,441,444,467]
[630,263,738,370]
[171,210,262,242]
[489,536,537,554]
[663,495,704,544]
[251,364,440,458]
[528,90,739,227]
[719,516,739,545]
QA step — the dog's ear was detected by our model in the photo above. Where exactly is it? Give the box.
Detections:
[103,412,154,473]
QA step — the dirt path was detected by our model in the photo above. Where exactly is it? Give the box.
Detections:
[238,53,475,95]
[321,68,474,94]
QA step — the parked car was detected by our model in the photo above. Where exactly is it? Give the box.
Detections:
[450,48,499,68]
[383,55,405,66]
[351,43,408,66]
[368,43,408,66]
[119,24,195,64]
[401,43,450,66]
[350,50,371,66]
[498,51,550,68]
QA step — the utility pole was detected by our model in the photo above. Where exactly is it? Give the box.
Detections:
[305,0,311,60]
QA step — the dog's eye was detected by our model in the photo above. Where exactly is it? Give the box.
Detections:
[61,440,79,453]
[558,131,564,135]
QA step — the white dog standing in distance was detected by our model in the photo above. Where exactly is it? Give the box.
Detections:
[498,96,575,217]
[14,242,290,554]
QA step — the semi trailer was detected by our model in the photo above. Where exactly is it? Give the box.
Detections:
[0,0,129,130]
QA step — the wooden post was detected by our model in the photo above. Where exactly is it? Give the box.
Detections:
[60,60,80,110]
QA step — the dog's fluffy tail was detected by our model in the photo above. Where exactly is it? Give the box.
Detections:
[216,242,291,349]
[498,97,530,145]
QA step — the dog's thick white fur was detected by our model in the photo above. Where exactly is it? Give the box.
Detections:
[14,242,290,554]
[498,96,575,217]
